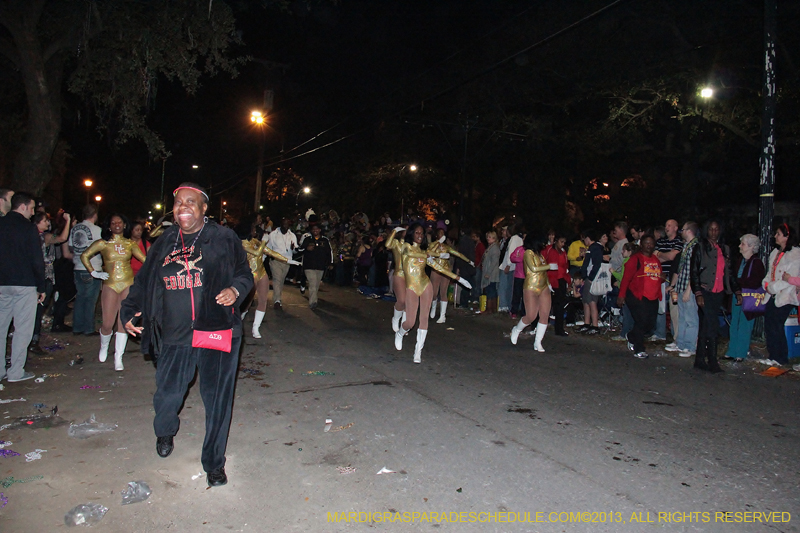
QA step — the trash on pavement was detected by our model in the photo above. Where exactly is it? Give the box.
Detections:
[0,450,20,458]
[79,385,99,390]
[760,367,789,377]
[0,492,7,509]
[0,475,43,488]
[64,503,108,527]
[336,466,357,475]
[69,356,84,366]
[324,418,332,432]
[376,467,397,475]
[191,472,204,480]
[33,403,46,409]
[753,358,781,366]
[239,368,263,376]
[34,377,45,383]
[67,415,117,439]
[0,398,26,404]
[329,422,353,432]
[304,371,334,376]
[25,449,47,462]
[120,481,151,505]
[0,440,12,448]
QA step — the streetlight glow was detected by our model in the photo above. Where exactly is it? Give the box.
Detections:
[251,111,265,125]
[409,165,417,172]
[94,195,102,202]
[192,165,199,169]
[155,203,162,210]
[303,187,311,194]
[701,87,713,98]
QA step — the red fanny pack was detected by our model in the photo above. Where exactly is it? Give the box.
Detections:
[182,231,233,353]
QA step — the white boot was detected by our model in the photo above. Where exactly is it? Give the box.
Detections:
[252,310,265,339]
[392,308,403,333]
[98,332,112,362]
[395,325,409,351]
[510,318,527,345]
[413,329,428,363]
[430,299,438,319]
[114,332,128,371]
[533,323,548,352]
[436,301,448,324]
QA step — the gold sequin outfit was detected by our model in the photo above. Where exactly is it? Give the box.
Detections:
[427,241,469,271]
[524,249,550,295]
[385,231,405,278]
[81,235,147,294]
[243,239,287,282]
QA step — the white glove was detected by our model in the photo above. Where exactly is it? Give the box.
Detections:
[288,259,301,266]
[458,277,472,290]
[395,227,408,233]
[468,260,475,267]
[439,252,450,259]
[438,235,446,243]
[91,271,109,280]
[549,263,558,271]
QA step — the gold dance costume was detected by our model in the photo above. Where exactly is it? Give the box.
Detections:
[386,235,405,278]
[81,235,147,294]
[243,238,288,282]
[427,240,469,271]
[523,249,550,295]
[387,231,459,296]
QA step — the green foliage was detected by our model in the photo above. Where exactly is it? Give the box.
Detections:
[68,0,246,159]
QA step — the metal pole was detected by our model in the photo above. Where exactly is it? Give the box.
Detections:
[160,158,166,215]
[254,127,265,214]
[754,0,777,339]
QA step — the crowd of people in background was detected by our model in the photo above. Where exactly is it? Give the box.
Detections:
[2,184,800,384]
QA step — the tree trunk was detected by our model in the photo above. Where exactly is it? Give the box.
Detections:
[9,5,62,195]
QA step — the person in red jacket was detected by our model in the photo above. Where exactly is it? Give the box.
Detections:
[617,235,662,359]
[543,235,571,336]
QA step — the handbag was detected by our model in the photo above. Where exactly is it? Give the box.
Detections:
[181,233,233,353]
[590,263,612,296]
[740,259,767,315]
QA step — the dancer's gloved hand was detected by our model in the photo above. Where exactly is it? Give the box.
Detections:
[91,271,109,280]
[288,259,301,266]
[438,235,446,243]
[439,253,450,259]
[395,227,408,233]
[468,260,475,267]
[458,277,472,289]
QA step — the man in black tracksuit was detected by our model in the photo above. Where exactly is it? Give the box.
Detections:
[299,223,332,309]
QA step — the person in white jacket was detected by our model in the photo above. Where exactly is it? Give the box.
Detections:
[499,225,523,313]
[266,218,298,308]
[762,223,800,364]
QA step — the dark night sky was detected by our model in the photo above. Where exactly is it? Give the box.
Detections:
[56,0,799,227]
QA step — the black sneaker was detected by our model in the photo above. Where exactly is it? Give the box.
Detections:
[51,324,72,333]
[156,436,174,458]
[300,286,306,294]
[585,327,599,335]
[28,343,46,356]
[207,467,227,487]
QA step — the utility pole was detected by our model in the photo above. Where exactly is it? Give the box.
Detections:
[253,89,274,214]
[758,0,776,261]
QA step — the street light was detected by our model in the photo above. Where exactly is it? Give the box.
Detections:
[399,164,418,224]
[296,186,311,206]
[83,179,93,204]
[700,87,713,98]
[250,110,267,213]
[94,195,102,203]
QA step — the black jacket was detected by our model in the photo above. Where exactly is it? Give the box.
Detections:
[689,239,739,296]
[299,234,333,271]
[120,222,253,357]
[0,211,46,292]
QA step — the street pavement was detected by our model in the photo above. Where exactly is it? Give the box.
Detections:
[0,283,798,532]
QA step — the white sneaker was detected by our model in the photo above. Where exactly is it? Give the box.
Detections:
[678,350,694,358]
[664,343,680,352]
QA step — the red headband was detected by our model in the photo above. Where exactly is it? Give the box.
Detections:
[173,186,209,201]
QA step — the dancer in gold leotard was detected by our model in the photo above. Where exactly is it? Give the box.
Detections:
[81,214,146,370]
[242,237,297,338]
[386,227,407,332]
[427,228,473,324]
[389,224,472,363]
[509,235,552,352]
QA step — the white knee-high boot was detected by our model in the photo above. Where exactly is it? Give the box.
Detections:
[414,329,428,363]
[252,310,265,339]
[395,325,409,351]
[430,299,438,318]
[114,332,127,371]
[392,308,403,332]
[98,332,112,362]
[510,318,527,345]
[436,301,448,324]
[533,323,548,352]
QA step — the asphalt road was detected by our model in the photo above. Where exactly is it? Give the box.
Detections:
[1,283,798,532]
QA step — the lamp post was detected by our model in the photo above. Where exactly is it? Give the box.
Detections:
[251,111,267,214]
[295,186,310,207]
[83,179,93,204]
[398,164,417,224]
